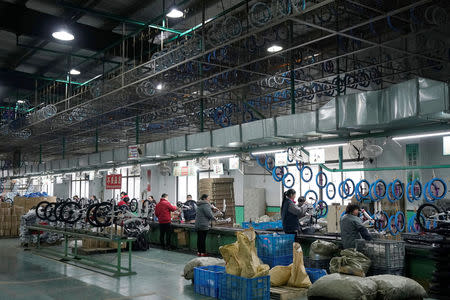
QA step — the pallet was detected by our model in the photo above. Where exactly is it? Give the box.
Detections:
[76,247,117,255]
[270,286,308,300]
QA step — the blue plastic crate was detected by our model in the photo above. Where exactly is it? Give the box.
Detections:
[194,265,225,298]
[260,255,292,268]
[256,234,295,257]
[305,268,327,283]
[219,273,270,300]
[242,221,283,230]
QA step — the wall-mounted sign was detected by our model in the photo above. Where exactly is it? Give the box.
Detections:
[229,157,240,170]
[128,145,139,159]
[173,166,197,176]
[275,152,288,166]
[106,174,122,189]
[213,163,224,175]
[309,148,325,164]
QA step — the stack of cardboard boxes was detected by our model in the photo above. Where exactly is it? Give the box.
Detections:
[81,226,126,250]
[0,203,25,237]
[13,196,57,210]
[198,178,236,223]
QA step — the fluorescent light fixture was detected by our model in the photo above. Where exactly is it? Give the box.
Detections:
[207,155,235,160]
[106,160,114,163]
[304,143,347,150]
[17,100,25,104]
[251,149,284,155]
[141,163,159,167]
[98,168,112,172]
[69,69,80,75]
[393,131,450,141]
[156,83,163,90]
[167,8,183,18]
[267,45,283,53]
[52,30,74,41]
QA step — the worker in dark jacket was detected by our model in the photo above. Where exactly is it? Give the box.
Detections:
[195,194,215,257]
[340,203,373,249]
[183,195,197,223]
[281,189,308,234]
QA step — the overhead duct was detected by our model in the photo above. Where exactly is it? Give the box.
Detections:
[276,112,318,138]
[145,140,165,158]
[164,135,187,155]
[241,118,285,143]
[100,150,114,164]
[212,125,242,148]
[187,131,212,151]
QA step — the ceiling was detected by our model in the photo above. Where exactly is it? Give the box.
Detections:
[0,0,449,165]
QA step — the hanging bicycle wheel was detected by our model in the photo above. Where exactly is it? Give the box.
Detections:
[394,211,406,232]
[282,172,295,188]
[316,171,327,189]
[58,201,82,224]
[411,179,422,201]
[295,160,303,171]
[86,204,100,227]
[35,201,50,221]
[344,178,355,197]
[372,179,387,200]
[141,200,151,214]
[130,198,138,213]
[314,200,328,218]
[388,215,400,236]
[300,165,312,182]
[265,156,276,171]
[374,211,389,231]
[93,202,113,227]
[272,166,285,182]
[416,203,442,232]
[391,179,404,201]
[304,190,318,202]
[287,147,295,162]
[356,179,370,200]
[326,182,336,200]
[386,182,395,203]
[426,178,447,201]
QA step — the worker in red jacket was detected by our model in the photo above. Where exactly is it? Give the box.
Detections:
[155,193,178,249]
[118,192,130,207]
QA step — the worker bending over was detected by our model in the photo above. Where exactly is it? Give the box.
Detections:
[340,203,372,249]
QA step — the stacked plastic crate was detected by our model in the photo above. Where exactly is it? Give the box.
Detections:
[356,239,405,275]
[256,233,295,268]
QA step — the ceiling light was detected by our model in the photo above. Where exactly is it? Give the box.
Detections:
[52,30,75,41]
[106,160,114,163]
[167,8,184,18]
[141,163,159,167]
[393,131,450,141]
[304,143,348,150]
[207,155,235,160]
[156,83,163,90]
[251,149,285,155]
[267,45,283,53]
[69,69,80,75]
[17,100,25,104]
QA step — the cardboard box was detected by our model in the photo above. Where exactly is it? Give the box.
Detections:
[177,230,189,247]
[3,215,11,222]
[327,204,346,234]
[0,202,10,208]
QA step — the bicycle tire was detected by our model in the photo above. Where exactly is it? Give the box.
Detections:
[272,166,285,182]
[314,200,328,218]
[316,171,327,189]
[426,178,447,201]
[356,179,370,200]
[416,203,441,232]
[391,179,404,201]
[395,211,406,232]
[44,203,57,222]
[300,165,312,182]
[35,201,50,221]
[130,198,138,213]
[282,172,295,188]
[304,190,318,202]
[326,182,336,200]
[372,179,387,199]
[86,204,100,227]
[388,215,400,236]
[265,156,276,171]
[344,178,355,197]
[93,202,113,227]
[59,201,82,224]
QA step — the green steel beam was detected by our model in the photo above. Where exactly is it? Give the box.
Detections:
[320,163,450,173]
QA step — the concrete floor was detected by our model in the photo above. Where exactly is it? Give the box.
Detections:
[0,238,307,300]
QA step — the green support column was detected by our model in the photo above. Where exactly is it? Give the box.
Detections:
[289,20,295,114]
[338,146,343,169]
[95,129,99,153]
[199,0,205,132]
[62,137,66,159]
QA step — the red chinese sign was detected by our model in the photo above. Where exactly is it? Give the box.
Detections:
[181,166,189,176]
[106,174,122,189]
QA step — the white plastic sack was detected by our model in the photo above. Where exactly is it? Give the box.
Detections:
[307,273,378,300]
[183,257,225,280]
[368,275,427,300]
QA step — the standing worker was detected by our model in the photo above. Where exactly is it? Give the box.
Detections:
[281,189,308,235]
[195,194,215,257]
[340,203,373,249]
[183,194,197,224]
[118,192,130,207]
[155,193,178,250]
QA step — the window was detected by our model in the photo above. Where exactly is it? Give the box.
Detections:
[177,162,198,202]
[71,174,89,198]
[112,167,141,200]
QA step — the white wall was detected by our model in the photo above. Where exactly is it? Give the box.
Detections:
[53,181,70,199]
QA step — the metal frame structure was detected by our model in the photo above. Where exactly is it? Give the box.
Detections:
[1,0,449,161]
[27,224,136,277]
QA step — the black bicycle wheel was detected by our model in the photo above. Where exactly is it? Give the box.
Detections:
[416,203,442,232]
[86,204,100,227]
[141,200,151,214]
[130,198,138,213]
[35,201,50,221]
[59,201,82,224]
[44,203,57,222]
[93,202,113,227]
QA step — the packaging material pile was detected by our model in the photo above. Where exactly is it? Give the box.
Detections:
[0,202,25,237]
[82,226,126,249]
[219,228,270,278]
[14,196,56,211]
[309,240,339,258]
[183,257,226,281]
[269,242,312,288]
[19,209,60,245]
[307,273,427,300]
[330,249,371,277]
[198,178,235,223]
